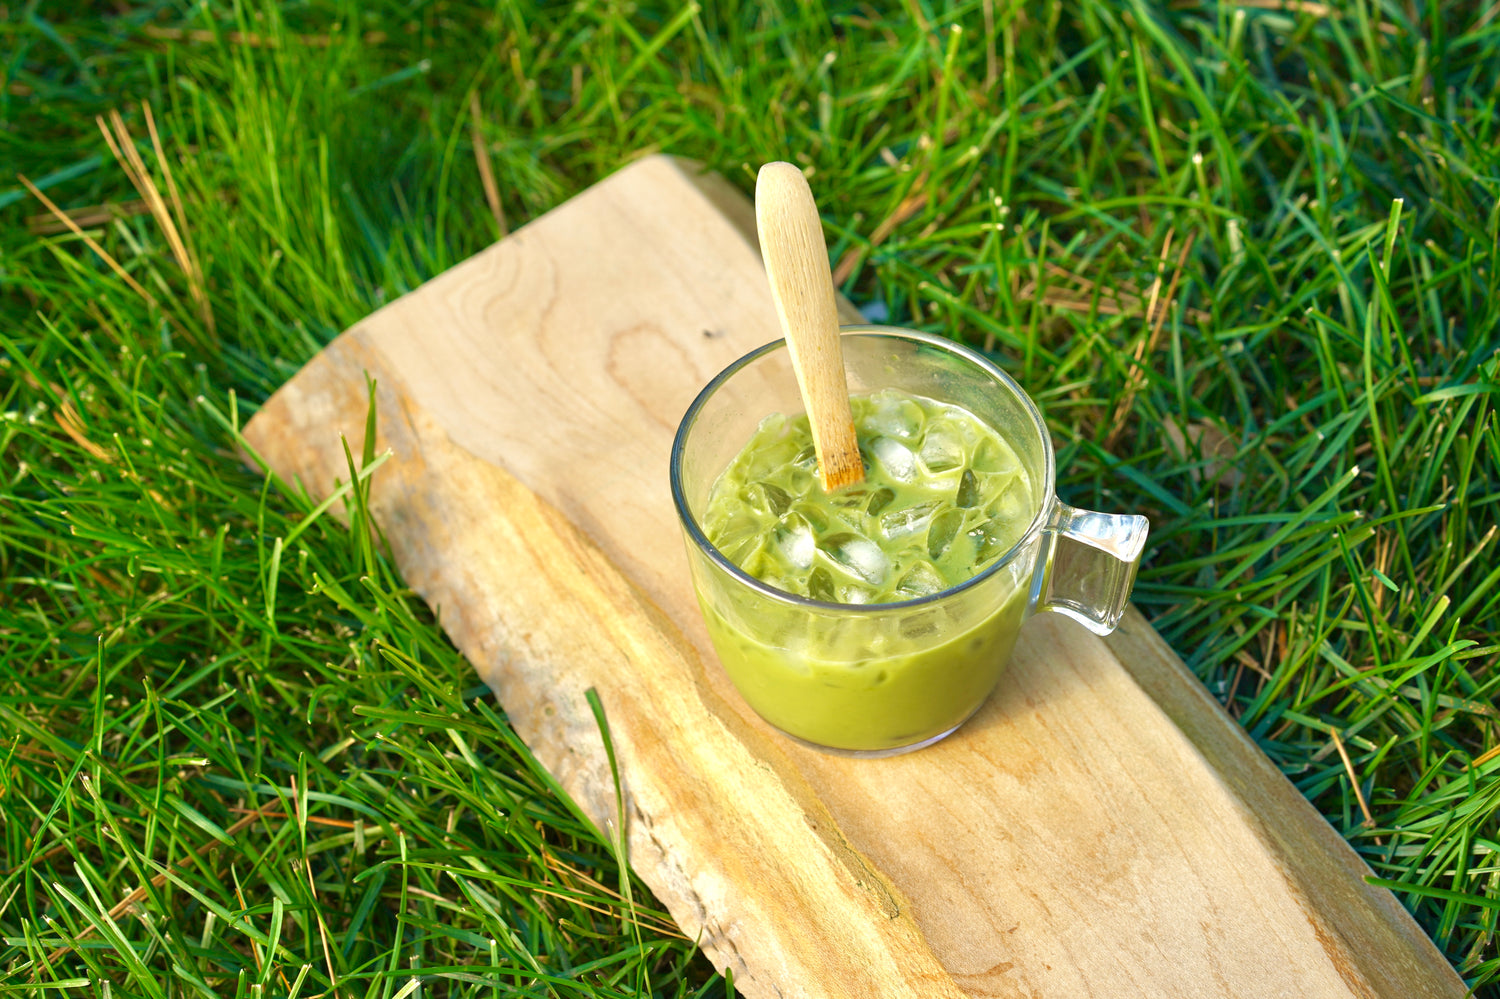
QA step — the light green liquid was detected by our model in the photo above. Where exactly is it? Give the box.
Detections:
[696,389,1036,752]
[703,389,1034,602]
[699,583,1028,751]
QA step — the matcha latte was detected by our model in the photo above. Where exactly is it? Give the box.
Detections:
[673,326,1147,755]
[703,389,1034,600]
[696,388,1035,750]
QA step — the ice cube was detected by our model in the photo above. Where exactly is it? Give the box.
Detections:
[967,519,1012,565]
[900,613,942,640]
[791,501,832,534]
[745,419,800,475]
[895,559,947,597]
[760,573,797,595]
[865,487,896,515]
[740,547,774,581]
[770,511,816,571]
[819,531,891,585]
[972,437,1017,474]
[713,513,764,566]
[759,482,793,516]
[865,394,925,440]
[918,429,964,473]
[739,481,780,516]
[879,500,941,540]
[785,464,814,496]
[837,580,878,604]
[991,475,1033,524]
[713,512,761,546]
[868,436,918,483]
[807,566,838,602]
[927,508,964,561]
[955,469,981,508]
[829,486,869,510]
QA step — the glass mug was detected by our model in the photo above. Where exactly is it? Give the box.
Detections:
[670,326,1148,756]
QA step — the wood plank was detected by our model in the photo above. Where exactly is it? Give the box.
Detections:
[242,154,1465,998]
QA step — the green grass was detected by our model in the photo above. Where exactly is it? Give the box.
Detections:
[2,0,1498,995]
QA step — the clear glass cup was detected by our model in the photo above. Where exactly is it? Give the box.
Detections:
[670,326,1148,757]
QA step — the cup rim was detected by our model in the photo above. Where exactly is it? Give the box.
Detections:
[669,324,1057,612]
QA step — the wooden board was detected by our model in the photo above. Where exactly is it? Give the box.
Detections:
[242,155,1465,998]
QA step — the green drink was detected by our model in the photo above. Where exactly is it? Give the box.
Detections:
[672,327,1148,756]
[704,389,1034,602]
[699,587,1026,751]
[697,389,1034,750]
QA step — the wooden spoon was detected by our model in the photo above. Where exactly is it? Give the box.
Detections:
[755,162,865,492]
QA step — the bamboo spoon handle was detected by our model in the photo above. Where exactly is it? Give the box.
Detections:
[755,162,865,492]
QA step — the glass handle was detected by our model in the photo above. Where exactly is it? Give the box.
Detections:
[1032,501,1149,636]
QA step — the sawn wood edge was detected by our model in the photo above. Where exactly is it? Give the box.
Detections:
[1103,611,1462,995]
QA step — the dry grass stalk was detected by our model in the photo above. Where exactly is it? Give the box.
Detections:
[469,91,508,237]
[539,850,686,938]
[831,176,929,285]
[54,398,113,463]
[1371,530,1395,612]
[289,776,343,999]
[228,808,359,830]
[98,105,215,335]
[142,102,213,335]
[1015,287,1198,321]
[26,199,152,235]
[2,840,72,878]
[1226,658,1246,716]
[18,174,160,310]
[16,365,116,466]
[1330,728,1383,844]
[45,800,284,964]
[1034,259,1212,324]
[1162,417,1243,488]
[1104,230,1196,450]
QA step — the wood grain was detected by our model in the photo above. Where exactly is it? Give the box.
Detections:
[755,161,863,491]
[242,154,1465,999]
